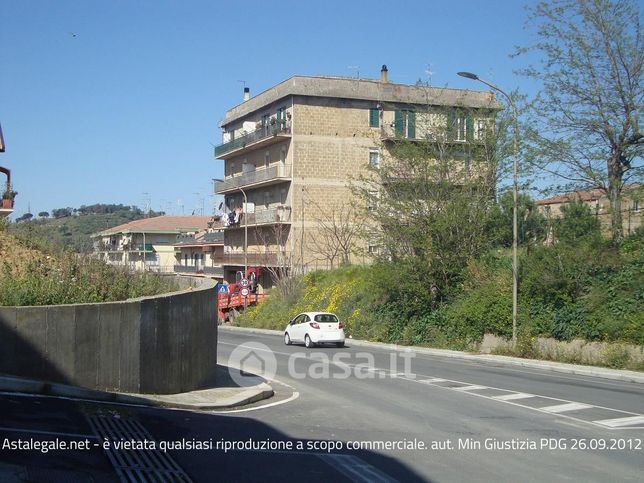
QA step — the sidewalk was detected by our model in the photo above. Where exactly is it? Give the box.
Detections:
[220,325,644,384]
[0,365,273,410]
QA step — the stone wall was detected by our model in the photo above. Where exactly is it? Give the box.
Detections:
[0,277,217,394]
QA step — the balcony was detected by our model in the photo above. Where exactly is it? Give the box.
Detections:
[214,124,291,159]
[225,206,292,229]
[0,198,14,218]
[215,164,292,194]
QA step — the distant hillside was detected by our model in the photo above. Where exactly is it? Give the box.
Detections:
[8,204,164,253]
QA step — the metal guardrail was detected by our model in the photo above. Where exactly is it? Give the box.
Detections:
[215,164,292,193]
[214,124,291,158]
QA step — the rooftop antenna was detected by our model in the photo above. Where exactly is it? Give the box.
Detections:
[237,79,247,88]
[348,65,360,79]
[424,63,434,86]
[142,192,151,217]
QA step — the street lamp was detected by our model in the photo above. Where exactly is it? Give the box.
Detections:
[458,71,519,348]
[213,178,248,277]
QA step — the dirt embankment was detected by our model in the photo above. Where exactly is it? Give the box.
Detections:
[0,232,49,276]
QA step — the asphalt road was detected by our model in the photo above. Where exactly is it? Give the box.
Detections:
[0,328,642,482]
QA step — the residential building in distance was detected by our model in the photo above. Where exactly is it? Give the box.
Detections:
[537,185,642,237]
[213,65,500,285]
[92,215,223,276]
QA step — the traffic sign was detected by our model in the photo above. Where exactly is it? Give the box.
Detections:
[240,287,250,297]
[240,278,250,288]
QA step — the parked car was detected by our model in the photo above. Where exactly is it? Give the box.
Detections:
[284,312,345,348]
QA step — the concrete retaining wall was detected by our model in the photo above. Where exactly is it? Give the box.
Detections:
[0,277,217,394]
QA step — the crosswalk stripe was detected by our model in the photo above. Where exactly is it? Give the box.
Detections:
[453,385,487,391]
[594,415,644,428]
[492,392,535,401]
[540,402,593,413]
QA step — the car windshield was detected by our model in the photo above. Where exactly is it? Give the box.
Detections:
[314,314,338,323]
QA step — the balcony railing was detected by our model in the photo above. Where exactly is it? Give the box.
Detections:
[225,206,292,228]
[215,164,292,193]
[214,123,291,158]
[220,251,288,267]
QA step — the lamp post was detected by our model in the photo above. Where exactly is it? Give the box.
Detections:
[457,71,519,348]
[213,179,248,277]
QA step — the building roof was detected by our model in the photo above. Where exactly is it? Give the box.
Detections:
[537,188,604,206]
[221,75,502,127]
[94,215,214,237]
[537,184,642,206]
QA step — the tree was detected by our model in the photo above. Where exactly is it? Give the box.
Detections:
[489,192,547,247]
[355,102,502,306]
[306,201,360,268]
[555,199,602,244]
[15,213,33,223]
[52,207,72,219]
[517,0,643,243]
[38,211,49,218]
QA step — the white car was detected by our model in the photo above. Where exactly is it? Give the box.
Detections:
[284,312,345,348]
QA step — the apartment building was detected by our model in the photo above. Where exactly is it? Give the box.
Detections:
[92,215,221,274]
[213,66,500,284]
[537,185,642,238]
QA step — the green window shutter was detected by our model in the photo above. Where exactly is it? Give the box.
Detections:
[466,115,474,142]
[394,110,404,136]
[407,111,416,139]
[369,108,379,127]
[447,110,455,141]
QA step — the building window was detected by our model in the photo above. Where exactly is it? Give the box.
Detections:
[265,151,270,169]
[368,149,380,168]
[455,117,467,142]
[633,199,640,212]
[394,110,416,139]
[474,119,493,141]
[369,108,380,128]
[368,244,380,254]
[367,190,379,211]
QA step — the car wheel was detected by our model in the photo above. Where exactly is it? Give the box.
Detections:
[304,334,314,348]
[284,332,291,345]
[335,342,345,348]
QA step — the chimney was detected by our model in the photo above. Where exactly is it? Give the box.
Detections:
[243,87,250,102]
[380,64,389,83]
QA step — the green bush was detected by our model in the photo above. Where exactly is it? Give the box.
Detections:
[0,253,179,306]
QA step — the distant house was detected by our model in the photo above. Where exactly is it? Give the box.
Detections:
[174,230,224,279]
[92,215,221,274]
[536,185,642,237]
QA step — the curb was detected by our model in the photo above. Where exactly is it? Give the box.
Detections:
[0,375,274,410]
[220,325,644,384]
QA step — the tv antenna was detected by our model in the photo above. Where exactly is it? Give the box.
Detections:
[348,65,360,79]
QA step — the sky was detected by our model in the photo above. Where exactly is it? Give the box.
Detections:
[1,0,542,218]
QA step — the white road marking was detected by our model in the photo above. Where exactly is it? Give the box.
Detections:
[594,415,644,428]
[492,393,535,401]
[453,385,487,391]
[540,402,594,413]
[419,378,446,383]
